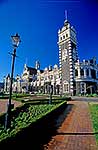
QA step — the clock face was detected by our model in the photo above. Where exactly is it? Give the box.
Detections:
[62,49,68,61]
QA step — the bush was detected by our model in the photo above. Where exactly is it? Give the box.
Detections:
[12,93,30,98]
[86,93,98,97]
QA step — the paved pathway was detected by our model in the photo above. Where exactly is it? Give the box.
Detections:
[44,100,98,150]
[0,99,22,114]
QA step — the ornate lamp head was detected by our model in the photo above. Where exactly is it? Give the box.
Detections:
[11,33,21,47]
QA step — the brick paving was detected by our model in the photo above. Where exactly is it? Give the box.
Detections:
[0,99,22,114]
[44,100,98,150]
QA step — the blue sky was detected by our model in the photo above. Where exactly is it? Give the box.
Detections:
[0,0,98,82]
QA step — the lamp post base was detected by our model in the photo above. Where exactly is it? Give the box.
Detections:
[4,103,14,129]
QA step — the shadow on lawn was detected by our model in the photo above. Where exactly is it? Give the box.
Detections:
[0,103,73,150]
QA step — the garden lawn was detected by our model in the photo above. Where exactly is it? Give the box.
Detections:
[89,103,98,144]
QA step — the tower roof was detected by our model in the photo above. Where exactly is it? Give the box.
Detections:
[64,19,69,25]
[64,19,70,29]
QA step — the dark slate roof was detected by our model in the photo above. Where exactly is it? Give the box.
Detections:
[0,83,4,88]
[6,74,10,79]
[27,66,37,75]
[40,70,44,73]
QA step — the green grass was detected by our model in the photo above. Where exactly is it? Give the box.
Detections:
[89,103,98,143]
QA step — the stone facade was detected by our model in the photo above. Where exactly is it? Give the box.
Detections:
[35,65,60,95]
[75,59,98,95]
[58,20,78,95]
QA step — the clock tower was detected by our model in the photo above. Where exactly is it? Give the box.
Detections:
[58,19,78,95]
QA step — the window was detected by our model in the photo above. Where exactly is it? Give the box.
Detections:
[41,77,44,81]
[64,83,69,92]
[86,69,89,76]
[60,37,62,40]
[91,69,96,79]
[63,35,65,39]
[80,83,86,94]
[29,79,32,82]
[75,69,78,76]
[62,49,68,61]
[50,75,53,80]
[80,69,84,76]
[66,34,68,38]
[61,44,64,50]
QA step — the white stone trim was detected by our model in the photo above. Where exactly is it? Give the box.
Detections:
[70,83,73,85]
[70,89,74,92]
[68,47,72,50]
[70,72,73,75]
[69,58,73,60]
[69,56,72,59]
[59,65,62,67]
[70,85,74,88]
[68,43,72,46]
[69,50,72,52]
[69,62,73,65]
[69,52,72,56]
[70,79,74,81]
[68,45,72,48]
[69,64,73,67]
[69,53,72,56]
[68,41,71,44]
[70,69,73,71]
[70,77,73,81]
[69,61,73,64]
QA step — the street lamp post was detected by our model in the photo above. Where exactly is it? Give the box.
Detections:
[49,84,52,104]
[5,33,21,129]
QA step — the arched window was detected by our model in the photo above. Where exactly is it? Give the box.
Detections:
[91,69,96,79]
[63,35,65,39]
[80,69,84,76]
[75,69,78,76]
[60,37,62,40]
[63,83,69,92]
[86,69,89,76]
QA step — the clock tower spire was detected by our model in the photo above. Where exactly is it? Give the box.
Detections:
[65,10,68,21]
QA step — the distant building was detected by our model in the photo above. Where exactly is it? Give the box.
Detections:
[4,74,11,93]
[0,82,4,92]
[3,16,98,95]
[20,64,37,93]
[35,64,60,95]
[74,58,98,95]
